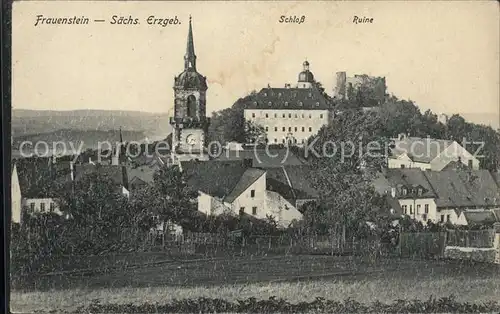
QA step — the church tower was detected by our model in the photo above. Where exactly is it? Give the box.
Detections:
[170,16,210,165]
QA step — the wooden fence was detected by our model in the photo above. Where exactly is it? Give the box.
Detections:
[446,229,495,248]
[399,232,447,259]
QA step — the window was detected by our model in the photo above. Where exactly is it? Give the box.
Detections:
[400,164,406,169]
[416,204,421,214]
[320,114,323,118]
[282,113,286,118]
[422,214,427,221]
[252,113,255,118]
[440,215,445,223]
[402,205,408,214]
[250,190,255,198]
[282,127,286,131]
[424,204,429,214]
[50,203,55,212]
[282,139,285,143]
[285,102,289,106]
[308,127,312,132]
[252,207,257,215]
[302,127,305,132]
[289,127,292,132]
[309,114,312,118]
[302,114,305,118]
[301,139,305,144]
[446,215,450,222]
[402,188,408,195]
[409,205,413,214]
[417,188,423,196]
[316,102,320,106]
[274,138,277,143]
[29,203,35,212]
[268,102,272,106]
[294,127,298,132]
[40,203,46,212]
[289,113,292,118]
[265,113,269,118]
[274,127,278,131]
[240,207,245,213]
[265,127,269,131]
[299,101,303,106]
[274,113,277,118]
[468,160,473,168]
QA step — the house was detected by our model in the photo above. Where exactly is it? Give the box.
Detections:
[12,157,72,223]
[181,159,303,228]
[388,134,480,171]
[11,164,22,224]
[242,61,334,146]
[374,168,500,225]
[72,163,130,197]
[456,210,499,226]
[266,165,319,209]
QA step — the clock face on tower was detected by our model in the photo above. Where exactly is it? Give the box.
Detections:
[185,134,196,146]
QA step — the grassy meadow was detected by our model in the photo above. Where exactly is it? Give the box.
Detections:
[10,254,500,313]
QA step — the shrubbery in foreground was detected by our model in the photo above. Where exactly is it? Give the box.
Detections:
[72,296,499,313]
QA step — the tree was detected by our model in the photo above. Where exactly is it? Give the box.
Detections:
[303,110,390,238]
[153,165,198,224]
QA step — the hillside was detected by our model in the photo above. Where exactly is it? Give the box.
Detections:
[12,109,172,138]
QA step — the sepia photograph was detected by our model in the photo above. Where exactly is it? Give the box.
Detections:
[7,1,500,313]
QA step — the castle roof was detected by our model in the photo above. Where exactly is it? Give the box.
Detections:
[242,87,332,110]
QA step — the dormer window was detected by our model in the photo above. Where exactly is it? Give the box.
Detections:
[417,188,423,196]
[402,188,408,195]
[253,101,257,106]
[308,92,312,97]
[264,92,267,96]
[268,101,272,106]
[299,101,303,106]
[316,102,320,106]
[285,101,289,106]
[278,92,282,97]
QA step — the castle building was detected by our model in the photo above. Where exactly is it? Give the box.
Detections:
[333,72,387,105]
[243,61,334,146]
[170,16,210,165]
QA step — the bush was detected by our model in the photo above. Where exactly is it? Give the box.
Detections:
[73,296,499,313]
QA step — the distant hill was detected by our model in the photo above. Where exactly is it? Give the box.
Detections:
[11,109,172,157]
[12,109,172,138]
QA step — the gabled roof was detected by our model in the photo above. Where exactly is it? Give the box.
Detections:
[390,137,454,163]
[377,168,436,198]
[127,165,156,186]
[73,164,126,186]
[423,169,500,209]
[15,157,72,198]
[241,87,332,110]
[266,165,319,204]
[181,160,253,200]
[214,148,305,168]
[462,211,499,226]
[225,168,266,203]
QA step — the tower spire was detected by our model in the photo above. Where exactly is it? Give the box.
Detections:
[184,15,197,70]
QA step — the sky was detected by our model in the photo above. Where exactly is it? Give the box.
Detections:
[12,1,500,128]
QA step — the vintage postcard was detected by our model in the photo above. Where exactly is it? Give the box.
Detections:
[8,1,500,313]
